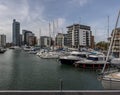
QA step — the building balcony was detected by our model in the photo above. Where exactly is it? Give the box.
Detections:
[112,50,120,52]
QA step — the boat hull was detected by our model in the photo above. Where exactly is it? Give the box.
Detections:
[41,56,59,59]
[0,49,6,54]
[0,51,5,54]
[102,78,120,89]
[74,60,109,69]
[75,63,105,69]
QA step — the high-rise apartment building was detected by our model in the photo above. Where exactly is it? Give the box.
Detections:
[55,33,64,48]
[63,34,69,47]
[28,36,37,46]
[19,34,22,46]
[0,34,6,47]
[22,30,37,46]
[109,28,120,57]
[12,19,20,46]
[40,36,52,48]
[22,30,33,45]
[67,24,92,48]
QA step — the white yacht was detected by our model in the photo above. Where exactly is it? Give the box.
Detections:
[59,51,88,65]
[101,71,120,89]
[111,58,120,68]
[23,46,34,51]
[28,50,38,54]
[0,47,6,54]
[40,51,66,59]
[9,46,21,50]
[74,54,109,68]
[40,51,59,59]
[36,49,48,57]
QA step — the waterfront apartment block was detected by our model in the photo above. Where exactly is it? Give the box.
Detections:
[28,36,37,46]
[22,30,36,46]
[91,35,95,49]
[110,28,120,57]
[0,34,6,47]
[66,24,93,48]
[63,34,69,47]
[55,33,64,48]
[55,33,70,48]
[12,19,20,46]
[19,34,22,46]
[40,36,52,48]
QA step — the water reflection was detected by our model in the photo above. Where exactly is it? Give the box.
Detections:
[0,50,103,90]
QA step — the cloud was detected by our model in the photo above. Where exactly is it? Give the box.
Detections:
[69,0,89,7]
[0,0,118,43]
[0,4,8,11]
[31,17,67,38]
[0,0,29,42]
[89,18,110,42]
[57,18,66,28]
[0,0,46,42]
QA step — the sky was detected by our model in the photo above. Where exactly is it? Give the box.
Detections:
[0,0,120,43]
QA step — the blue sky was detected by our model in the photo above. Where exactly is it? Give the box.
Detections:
[0,0,120,42]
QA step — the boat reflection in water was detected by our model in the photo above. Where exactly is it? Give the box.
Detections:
[0,49,103,90]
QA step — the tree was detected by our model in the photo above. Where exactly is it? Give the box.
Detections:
[96,41,109,50]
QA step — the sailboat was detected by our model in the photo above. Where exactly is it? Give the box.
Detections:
[39,21,61,59]
[100,10,120,90]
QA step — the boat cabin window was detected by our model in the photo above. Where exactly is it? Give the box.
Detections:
[98,57,104,61]
[87,57,98,61]
[72,54,87,58]
[79,54,87,58]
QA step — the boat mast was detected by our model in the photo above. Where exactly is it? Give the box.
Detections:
[62,28,64,48]
[102,10,120,73]
[78,18,81,49]
[107,16,110,55]
[107,16,110,40]
[49,22,51,48]
[53,20,55,50]
[39,28,41,48]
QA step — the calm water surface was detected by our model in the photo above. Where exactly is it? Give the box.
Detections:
[0,49,103,90]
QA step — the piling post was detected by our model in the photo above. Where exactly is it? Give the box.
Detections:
[93,64,94,69]
[98,64,101,69]
[83,64,86,68]
[59,79,63,91]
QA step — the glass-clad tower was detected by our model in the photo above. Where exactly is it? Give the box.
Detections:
[12,19,20,46]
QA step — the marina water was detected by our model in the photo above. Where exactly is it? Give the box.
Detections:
[0,49,103,90]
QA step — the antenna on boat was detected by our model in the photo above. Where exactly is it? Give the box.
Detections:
[102,10,120,73]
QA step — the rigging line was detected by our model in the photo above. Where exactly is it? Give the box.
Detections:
[102,10,120,74]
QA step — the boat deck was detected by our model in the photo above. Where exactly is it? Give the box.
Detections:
[106,72,120,79]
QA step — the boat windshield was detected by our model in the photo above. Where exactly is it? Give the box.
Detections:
[72,54,87,58]
[87,57,98,61]
[98,57,105,61]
